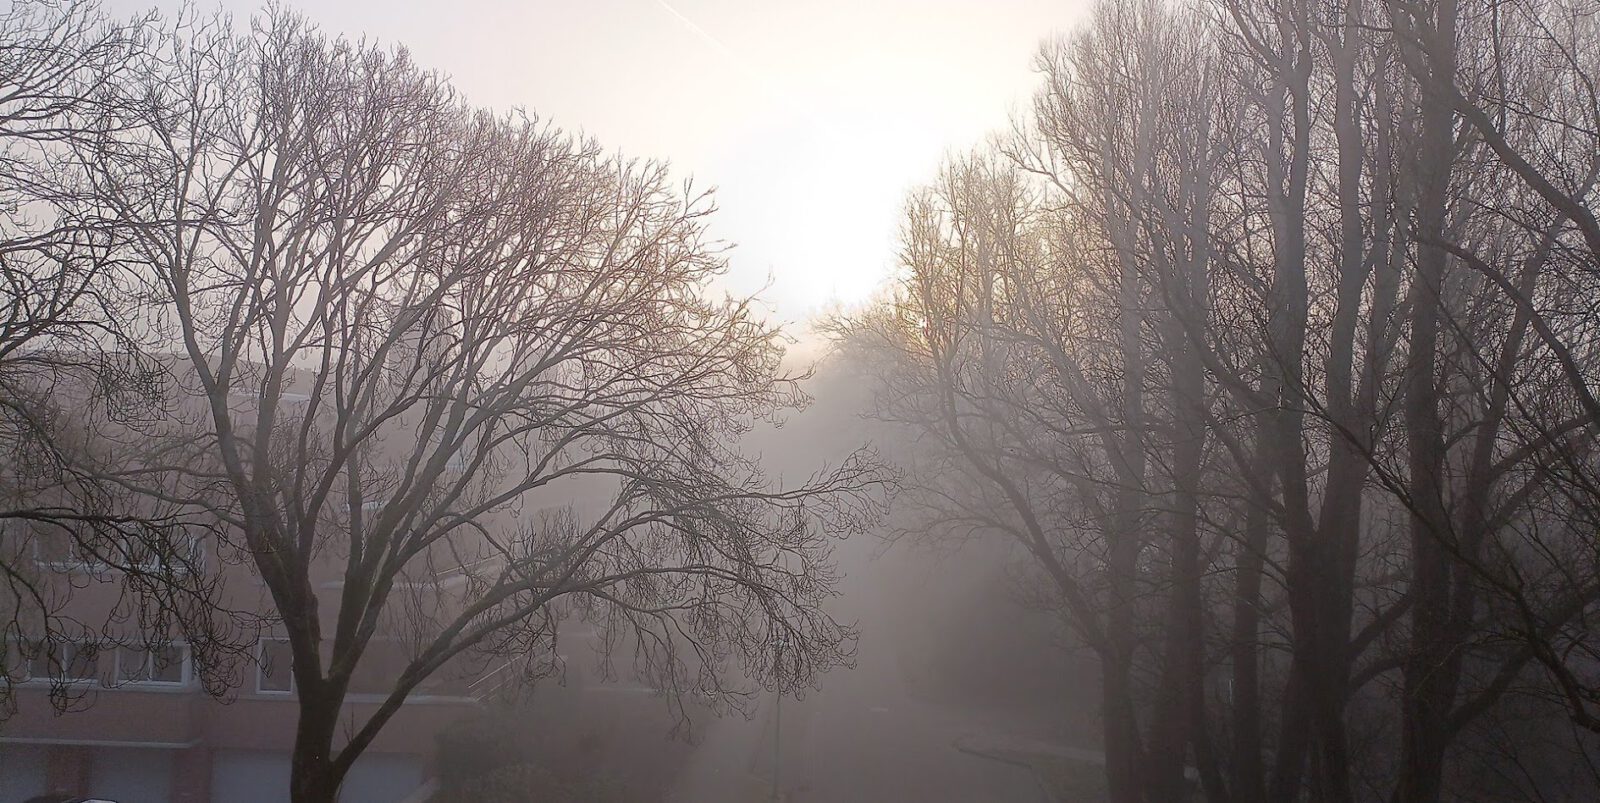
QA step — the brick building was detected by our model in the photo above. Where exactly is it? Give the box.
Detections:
[0,358,554,802]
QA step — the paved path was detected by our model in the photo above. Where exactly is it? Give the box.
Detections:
[661,454,1068,802]
[667,642,1044,802]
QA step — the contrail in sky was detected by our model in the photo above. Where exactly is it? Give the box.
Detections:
[647,0,848,143]
[653,0,743,64]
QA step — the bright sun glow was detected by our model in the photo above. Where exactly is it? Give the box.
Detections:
[107,0,1088,327]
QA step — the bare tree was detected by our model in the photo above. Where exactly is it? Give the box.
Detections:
[1380,4,1600,799]
[848,1,1600,801]
[839,5,1228,791]
[73,12,880,802]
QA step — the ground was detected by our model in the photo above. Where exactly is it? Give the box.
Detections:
[667,635,1050,802]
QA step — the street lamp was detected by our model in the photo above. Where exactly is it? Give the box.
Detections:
[772,631,791,802]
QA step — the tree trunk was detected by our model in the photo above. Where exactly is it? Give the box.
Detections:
[1268,665,1311,802]
[1230,497,1268,803]
[1149,611,1192,802]
[1103,646,1148,803]
[290,687,347,803]
[1397,2,1460,800]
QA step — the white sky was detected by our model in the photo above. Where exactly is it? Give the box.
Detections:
[107,0,1088,331]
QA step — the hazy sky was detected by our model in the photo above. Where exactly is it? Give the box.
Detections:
[108,0,1088,330]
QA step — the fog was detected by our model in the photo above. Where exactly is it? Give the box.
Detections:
[5,1,1600,802]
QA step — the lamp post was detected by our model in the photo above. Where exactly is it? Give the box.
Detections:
[772,631,790,801]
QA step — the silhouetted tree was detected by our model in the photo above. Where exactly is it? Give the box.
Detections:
[80,12,881,802]
[846,0,1600,801]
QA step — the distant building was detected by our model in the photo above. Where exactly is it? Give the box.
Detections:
[0,357,538,803]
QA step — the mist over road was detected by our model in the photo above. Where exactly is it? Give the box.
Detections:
[670,640,1043,802]
[668,489,1053,803]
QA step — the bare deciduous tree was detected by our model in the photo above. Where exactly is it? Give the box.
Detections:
[73,12,881,802]
[846,1,1600,801]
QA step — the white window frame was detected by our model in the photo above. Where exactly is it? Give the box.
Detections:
[136,531,206,575]
[115,524,206,575]
[227,389,311,407]
[52,639,101,682]
[256,637,295,695]
[114,642,192,687]
[31,523,204,575]
[2,637,34,683]
[5,638,104,684]
[30,527,103,572]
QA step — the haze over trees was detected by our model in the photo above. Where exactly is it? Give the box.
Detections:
[5,0,1600,800]
[838,0,1600,800]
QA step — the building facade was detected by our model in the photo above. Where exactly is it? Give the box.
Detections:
[0,361,513,803]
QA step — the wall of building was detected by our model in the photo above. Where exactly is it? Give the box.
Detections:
[0,742,423,803]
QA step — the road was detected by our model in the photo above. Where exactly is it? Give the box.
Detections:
[669,399,1063,801]
[668,637,1044,802]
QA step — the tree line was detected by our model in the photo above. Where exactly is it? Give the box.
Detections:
[837,0,1600,800]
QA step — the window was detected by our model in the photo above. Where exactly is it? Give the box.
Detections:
[5,639,102,682]
[2,639,32,682]
[116,644,189,686]
[60,641,101,681]
[257,638,294,693]
[227,389,311,407]
[122,530,205,574]
[32,529,86,569]
[6,639,190,688]
[31,523,203,575]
